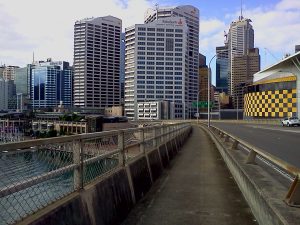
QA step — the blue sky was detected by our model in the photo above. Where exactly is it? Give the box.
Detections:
[0,0,299,84]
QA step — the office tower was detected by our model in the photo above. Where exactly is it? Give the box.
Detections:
[144,5,200,117]
[216,45,229,93]
[31,59,73,109]
[228,16,254,96]
[295,45,300,53]
[73,16,121,109]
[199,53,206,67]
[120,33,125,104]
[3,66,19,80]
[0,78,8,110]
[0,78,16,110]
[232,48,260,108]
[124,17,188,120]
[0,66,5,78]
[15,66,31,96]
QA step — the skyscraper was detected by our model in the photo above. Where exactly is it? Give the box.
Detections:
[124,17,188,119]
[144,5,200,117]
[73,16,121,110]
[232,48,260,108]
[216,45,229,93]
[3,66,19,80]
[228,16,254,96]
[31,59,73,109]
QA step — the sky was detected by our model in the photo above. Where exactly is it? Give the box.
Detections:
[0,0,299,84]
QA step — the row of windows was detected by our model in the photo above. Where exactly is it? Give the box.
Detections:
[135,73,183,77]
[136,95,182,99]
[136,85,182,89]
[137,52,183,56]
[137,56,182,61]
[137,27,183,33]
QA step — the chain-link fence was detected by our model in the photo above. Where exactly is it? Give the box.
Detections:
[0,122,190,225]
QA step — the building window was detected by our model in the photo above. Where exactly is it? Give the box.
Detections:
[165,38,174,51]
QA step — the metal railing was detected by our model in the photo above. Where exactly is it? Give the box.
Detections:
[0,122,191,225]
[208,124,300,207]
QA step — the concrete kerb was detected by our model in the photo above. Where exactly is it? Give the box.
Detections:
[198,123,300,225]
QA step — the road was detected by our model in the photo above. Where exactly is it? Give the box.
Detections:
[211,121,300,168]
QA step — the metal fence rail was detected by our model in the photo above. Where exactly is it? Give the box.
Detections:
[208,124,300,207]
[0,122,191,225]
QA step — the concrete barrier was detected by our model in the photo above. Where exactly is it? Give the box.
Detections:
[201,124,300,225]
[20,126,192,225]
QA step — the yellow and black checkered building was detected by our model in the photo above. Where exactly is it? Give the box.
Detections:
[244,76,297,118]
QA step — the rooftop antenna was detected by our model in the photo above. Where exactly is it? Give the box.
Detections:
[32,51,35,63]
[240,0,243,20]
[155,3,159,20]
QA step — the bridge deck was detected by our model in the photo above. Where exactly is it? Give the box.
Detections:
[123,125,257,225]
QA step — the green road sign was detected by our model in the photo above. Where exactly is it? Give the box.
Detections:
[192,101,214,108]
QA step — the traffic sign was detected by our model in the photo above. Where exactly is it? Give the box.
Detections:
[192,101,214,108]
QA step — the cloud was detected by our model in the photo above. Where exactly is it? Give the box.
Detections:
[0,0,154,66]
[200,0,300,69]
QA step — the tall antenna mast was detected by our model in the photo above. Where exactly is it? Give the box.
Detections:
[240,0,243,20]
[32,51,35,63]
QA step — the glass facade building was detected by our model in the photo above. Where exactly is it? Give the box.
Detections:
[31,60,73,109]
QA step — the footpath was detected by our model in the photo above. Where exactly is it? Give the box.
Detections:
[123,125,258,225]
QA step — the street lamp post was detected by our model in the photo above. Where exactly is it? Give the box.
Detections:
[208,55,217,127]
[207,48,232,127]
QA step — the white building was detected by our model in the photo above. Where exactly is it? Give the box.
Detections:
[144,5,200,117]
[124,17,188,120]
[73,16,122,109]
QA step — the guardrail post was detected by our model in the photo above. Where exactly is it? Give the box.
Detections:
[231,140,239,150]
[139,128,145,154]
[285,175,300,207]
[73,139,83,190]
[246,150,257,164]
[224,135,229,142]
[118,131,125,166]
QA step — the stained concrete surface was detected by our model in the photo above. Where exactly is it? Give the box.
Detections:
[122,125,258,225]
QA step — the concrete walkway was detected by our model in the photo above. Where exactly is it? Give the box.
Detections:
[123,125,258,225]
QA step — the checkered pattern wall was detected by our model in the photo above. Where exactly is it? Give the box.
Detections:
[244,89,297,118]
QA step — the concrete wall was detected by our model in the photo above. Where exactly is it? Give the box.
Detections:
[205,125,299,225]
[21,126,192,225]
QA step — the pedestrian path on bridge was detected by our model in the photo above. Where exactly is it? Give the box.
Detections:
[123,125,258,225]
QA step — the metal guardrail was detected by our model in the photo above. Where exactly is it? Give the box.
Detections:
[0,122,191,225]
[208,124,300,207]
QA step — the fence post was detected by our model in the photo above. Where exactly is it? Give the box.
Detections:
[161,126,164,144]
[118,131,125,166]
[139,128,145,153]
[153,127,157,149]
[73,139,83,190]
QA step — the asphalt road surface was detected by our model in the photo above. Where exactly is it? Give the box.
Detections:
[211,122,300,168]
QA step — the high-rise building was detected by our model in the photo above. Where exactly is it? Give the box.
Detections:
[0,78,16,110]
[124,17,188,119]
[0,78,8,110]
[3,66,19,80]
[31,59,73,109]
[144,5,200,117]
[199,53,206,67]
[295,45,300,53]
[231,48,260,108]
[73,16,121,110]
[216,45,229,93]
[227,16,254,96]
[120,33,125,104]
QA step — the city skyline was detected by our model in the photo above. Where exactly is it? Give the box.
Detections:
[0,0,299,85]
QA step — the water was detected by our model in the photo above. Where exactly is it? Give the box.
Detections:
[0,150,118,225]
